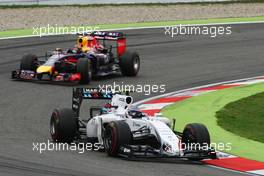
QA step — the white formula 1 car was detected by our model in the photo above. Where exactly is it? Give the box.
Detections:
[50,88,216,160]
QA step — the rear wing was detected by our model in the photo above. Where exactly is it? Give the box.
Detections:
[91,31,125,40]
[91,31,126,56]
[78,31,126,56]
[77,31,125,40]
[72,88,113,116]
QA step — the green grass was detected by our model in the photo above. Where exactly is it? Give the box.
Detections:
[1,16,264,38]
[216,92,264,143]
[162,83,264,162]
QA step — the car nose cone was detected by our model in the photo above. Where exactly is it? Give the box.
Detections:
[37,66,52,74]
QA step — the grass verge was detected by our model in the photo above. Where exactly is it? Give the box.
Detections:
[0,16,264,38]
[162,83,264,162]
[216,92,264,143]
[0,16,264,39]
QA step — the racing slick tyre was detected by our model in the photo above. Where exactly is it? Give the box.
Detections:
[50,108,78,143]
[77,58,92,84]
[20,54,38,71]
[182,123,210,161]
[119,51,140,76]
[103,121,132,157]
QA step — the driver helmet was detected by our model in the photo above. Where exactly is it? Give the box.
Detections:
[52,48,63,55]
[125,106,145,119]
[77,36,97,53]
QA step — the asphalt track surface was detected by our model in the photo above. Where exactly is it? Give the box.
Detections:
[0,23,264,176]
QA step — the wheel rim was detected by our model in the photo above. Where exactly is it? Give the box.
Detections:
[50,113,59,141]
[133,57,140,72]
[87,61,92,82]
[104,129,112,151]
[183,130,196,144]
[88,69,92,80]
[50,120,55,136]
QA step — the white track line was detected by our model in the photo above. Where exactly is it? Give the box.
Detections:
[248,170,264,175]
[134,75,264,106]
[138,102,173,110]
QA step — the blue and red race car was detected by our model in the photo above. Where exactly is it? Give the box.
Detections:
[11,31,140,84]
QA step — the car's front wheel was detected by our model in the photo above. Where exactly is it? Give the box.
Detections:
[20,54,38,71]
[50,108,78,143]
[36,73,43,80]
[76,58,92,84]
[103,121,132,156]
[182,123,211,161]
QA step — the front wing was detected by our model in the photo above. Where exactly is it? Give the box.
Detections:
[118,144,217,160]
[11,70,81,82]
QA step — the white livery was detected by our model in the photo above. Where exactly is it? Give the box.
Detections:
[50,88,216,160]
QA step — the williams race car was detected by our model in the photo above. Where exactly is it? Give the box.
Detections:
[49,88,216,160]
[11,31,140,84]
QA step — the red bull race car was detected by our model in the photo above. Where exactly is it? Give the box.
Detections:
[11,31,140,84]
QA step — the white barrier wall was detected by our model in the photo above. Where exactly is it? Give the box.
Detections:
[0,0,232,5]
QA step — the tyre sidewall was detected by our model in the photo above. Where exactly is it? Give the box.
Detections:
[50,108,77,143]
[103,121,132,156]
[77,58,92,84]
[20,54,38,71]
[119,51,140,76]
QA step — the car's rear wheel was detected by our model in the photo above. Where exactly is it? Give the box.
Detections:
[103,121,132,156]
[20,54,38,71]
[119,51,140,76]
[182,123,210,161]
[50,108,78,143]
[77,58,92,84]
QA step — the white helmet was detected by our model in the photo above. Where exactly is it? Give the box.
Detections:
[111,94,133,108]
